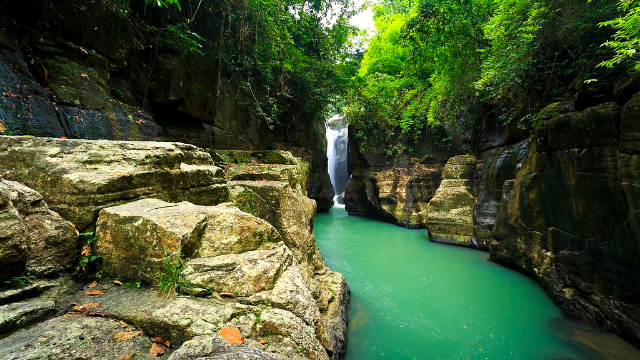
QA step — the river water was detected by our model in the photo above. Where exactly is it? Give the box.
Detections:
[315,207,639,360]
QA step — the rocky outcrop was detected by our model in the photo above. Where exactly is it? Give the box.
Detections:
[0,178,78,280]
[0,136,229,230]
[0,138,348,359]
[473,140,530,246]
[425,155,478,247]
[490,98,640,346]
[0,1,335,213]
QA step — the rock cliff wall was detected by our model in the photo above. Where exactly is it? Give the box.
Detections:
[0,0,334,211]
[345,85,640,345]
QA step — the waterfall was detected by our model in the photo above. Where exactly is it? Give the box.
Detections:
[326,118,348,207]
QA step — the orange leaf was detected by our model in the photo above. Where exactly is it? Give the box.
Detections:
[113,330,142,342]
[88,281,98,288]
[164,340,170,347]
[80,72,89,78]
[152,336,164,344]
[150,343,166,357]
[219,326,243,344]
[259,339,267,345]
[85,290,104,296]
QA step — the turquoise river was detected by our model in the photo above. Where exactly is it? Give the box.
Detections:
[315,207,640,360]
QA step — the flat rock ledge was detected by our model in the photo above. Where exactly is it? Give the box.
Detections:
[0,136,229,230]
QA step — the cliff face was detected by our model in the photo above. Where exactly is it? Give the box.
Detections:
[491,96,640,345]
[0,0,333,211]
[345,83,640,344]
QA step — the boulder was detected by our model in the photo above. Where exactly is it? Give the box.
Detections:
[168,335,281,360]
[425,155,478,247]
[0,136,229,230]
[228,181,318,272]
[0,179,78,280]
[95,199,281,284]
[182,244,294,297]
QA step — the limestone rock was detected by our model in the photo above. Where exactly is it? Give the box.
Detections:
[229,181,318,272]
[491,101,640,346]
[0,298,55,334]
[369,163,442,228]
[65,286,330,359]
[474,140,530,246]
[0,136,229,230]
[425,155,478,247]
[182,244,294,297]
[0,179,78,280]
[96,199,280,283]
[0,316,161,360]
[168,335,281,360]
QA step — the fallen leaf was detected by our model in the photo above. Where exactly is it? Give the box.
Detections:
[119,353,134,360]
[80,72,89,78]
[114,280,123,286]
[81,244,92,256]
[11,104,16,110]
[0,122,5,133]
[85,290,104,296]
[73,302,100,312]
[152,336,164,344]
[88,281,98,288]
[219,326,243,344]
[113,330,142,342]
[164,340,170,347]
[117,320,128,328]
[150,343,166,357]
[220,292,236,298]
[259,339,267,345]
[60,136,68,139]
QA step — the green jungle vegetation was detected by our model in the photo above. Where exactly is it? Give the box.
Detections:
[117,0,637,153]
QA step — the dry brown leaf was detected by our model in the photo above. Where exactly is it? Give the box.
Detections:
[81,244,92,256]
[80,72,89,78]
[152,336,164,344]
[117,321,128,328]
[114,280,123,286]
[113,330,142,342]
[220,292,236,298]
[219,326,243,344]
[88,281,98,288]
[119,353,134,360]
[259,339,267,345]
[150,343,166,357]
[164,340,170,347]
[73,302,100,312]
[85,290,104,296]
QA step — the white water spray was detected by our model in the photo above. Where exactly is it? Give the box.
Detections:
[326,117,348,207]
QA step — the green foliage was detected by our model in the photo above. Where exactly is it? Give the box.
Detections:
[599,0,640,70]
[346,0,627,155]
[157,256,187,297]
[3,274,36,288]
[79,231,101,273]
